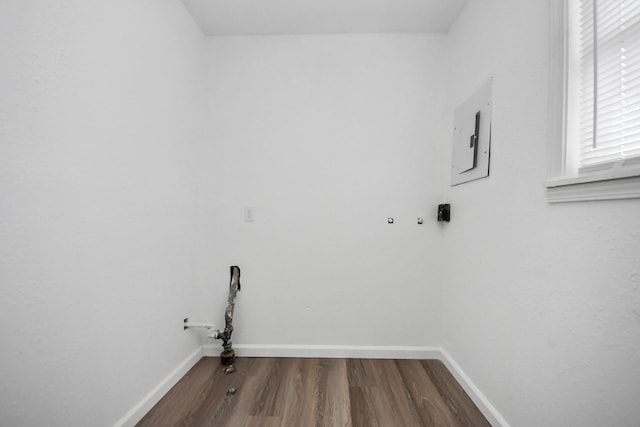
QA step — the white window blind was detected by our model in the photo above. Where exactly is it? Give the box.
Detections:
[576,0,640,171]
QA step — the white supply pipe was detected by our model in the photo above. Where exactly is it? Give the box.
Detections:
[185,322,215,329]
[183,318,216,330]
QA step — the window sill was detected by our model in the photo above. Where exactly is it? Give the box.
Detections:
[546,174,640,202]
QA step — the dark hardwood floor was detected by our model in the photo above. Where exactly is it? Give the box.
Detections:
[137,357,490,427]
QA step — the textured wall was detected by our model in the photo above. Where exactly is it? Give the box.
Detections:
[4,1,638,425]
[442,1,640,426]
[0,1,206,425]
[199,34,448,349]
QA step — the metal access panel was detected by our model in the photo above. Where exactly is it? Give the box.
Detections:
[451,78,493,186]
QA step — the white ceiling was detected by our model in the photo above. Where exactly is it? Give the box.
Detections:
[180,0,468,36]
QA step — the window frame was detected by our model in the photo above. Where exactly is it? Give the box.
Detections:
[546,0,640,202]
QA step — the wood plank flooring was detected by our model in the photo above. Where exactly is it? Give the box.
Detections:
[137,357,490,427]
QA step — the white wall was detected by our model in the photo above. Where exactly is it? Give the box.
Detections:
[199,34,448,349]
[0,1,206,425]
[442,1,640,426]
[5,1,638,425]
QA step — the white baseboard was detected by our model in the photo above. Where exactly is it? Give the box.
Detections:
[113,346,203,427]
[203,343,442,359]
[116,344,508,427]
[439,349,510,427]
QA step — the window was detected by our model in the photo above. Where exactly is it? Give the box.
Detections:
[547,0,640,201]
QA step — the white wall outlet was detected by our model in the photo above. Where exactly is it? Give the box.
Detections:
[244,206,255,222]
